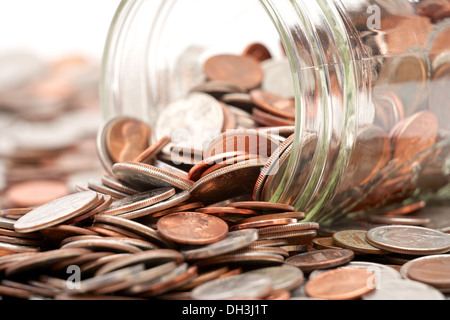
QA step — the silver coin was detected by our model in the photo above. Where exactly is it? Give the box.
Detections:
[98,188,175,216]
[261,59,295,98]
[362,279,445,300]
[0,217,16,230]
[181,229,259,261]
[366,225,450,255]
[119,190,190,220]
[14,191,99,233]
[112,162,193,191]
[0,52,45,90]
[191,273,273,300]
[155,92,224,151]
[246,265,304,292]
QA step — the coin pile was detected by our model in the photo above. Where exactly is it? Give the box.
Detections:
[0,52,103,209]
[0,113,449,300]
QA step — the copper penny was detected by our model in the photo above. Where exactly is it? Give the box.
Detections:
[105,116,152,164]
[6,180,69,208]
[382,201,426,216]
[204,54,264,90]
[229,218,298,231]
[197,207,259,216]
[157,212,229,245]
[14,191,99,233]
[188,151,242,181]
[250,89,295,120]
[133,136,171,164]
[305,268,375,300]
[391,111,439,173]
[285,249,354,273]
[199,154,261,179]
[312,237,344,250]
[112,162,193,191]
[226,201,295,213]
[366,225,450,255]
[252,107,295,127]
[40,224,99,245]
[204,129,279,160]
[242,43,272,63]
[189,160,265,205]
[402,255,450,289]
[149,201,203,219]
[177,266,230,291]
[332,230,388,255]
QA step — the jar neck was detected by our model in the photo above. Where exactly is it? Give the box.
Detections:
[262,0,365,222]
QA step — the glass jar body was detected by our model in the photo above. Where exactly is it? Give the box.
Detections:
[101,0,450,224]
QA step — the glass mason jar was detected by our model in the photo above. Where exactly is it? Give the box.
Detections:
[100,0,450,225]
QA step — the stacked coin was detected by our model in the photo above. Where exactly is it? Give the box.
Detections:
[0,52,103,209]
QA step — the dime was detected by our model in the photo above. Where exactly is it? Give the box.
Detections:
[366,225,450,255]
[181,229,259,261]
[401,255,450,289]
[305,268,376,300]
[157,212,229,245]
[191,273,272,300]
[246,265,304,292]
[285,249,354,273]
[332,230,388,255]
[204,54,264,90]
[14,191,99,233]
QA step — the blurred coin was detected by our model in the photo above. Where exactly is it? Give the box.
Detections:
[305,268,375,300]
[236,212,306,224]
[196,206,258,216]
[112,162,193,191]
[195,252,284,269]
[226,201,295,213]
[5,180,69,208]
[191,273,272,300]
[362,279,445,300]
[229,218,297,231]
[101,176,140,196]
[176,266,229,291]
[401,255,450,290]
[261,59,295,98]
[181,229,259,261]
[94,249,184,276]
[242,43,272,63]
[366,225,450,255]
[5,248,90,277]
[252,107,295,127]
[381,200,426,216]
[368,215,430,226]
[246,264,304,292]
[204,54,263,90]
[61,238,142,254]
[285,249,354,273]
[430,56,450,130]
[332,230,388,255]
[250,89,295,120]
[157,212,228,245]
[14,191,99,233]
[190,81,246,99]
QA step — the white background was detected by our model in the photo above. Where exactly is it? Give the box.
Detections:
[0,0,122,59]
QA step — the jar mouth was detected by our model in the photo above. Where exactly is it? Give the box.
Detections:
[101,0,362,223]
